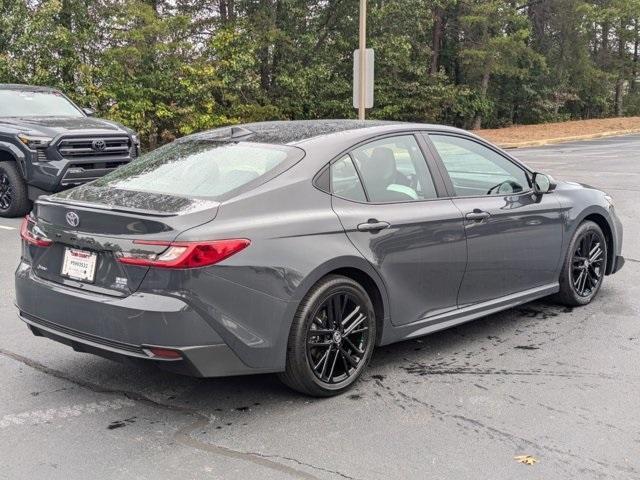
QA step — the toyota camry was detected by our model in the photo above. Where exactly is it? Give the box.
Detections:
[15,120,624,396]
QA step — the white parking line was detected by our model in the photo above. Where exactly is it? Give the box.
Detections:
[0,225,16,230]
[0,398,136,429]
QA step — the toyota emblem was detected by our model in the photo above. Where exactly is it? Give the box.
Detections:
[65,211,80,227]
[91,139,106,151]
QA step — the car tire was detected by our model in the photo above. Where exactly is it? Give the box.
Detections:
[0,161,31,218]
[279,275,377,397]
[556,220,607,306]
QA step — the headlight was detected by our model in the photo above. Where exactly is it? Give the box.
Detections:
[604,194,614,207]
[17,134,52,149]
[131,133,140,145]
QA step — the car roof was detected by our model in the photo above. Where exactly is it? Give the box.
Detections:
[189,119,468,146]
[0,83,61,93]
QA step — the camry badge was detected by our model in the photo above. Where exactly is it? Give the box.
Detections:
[65,211,80,227]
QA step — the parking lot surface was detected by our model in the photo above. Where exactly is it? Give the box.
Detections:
[1,135,638,480]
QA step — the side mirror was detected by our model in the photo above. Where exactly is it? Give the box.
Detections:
[82,107,96,117]
[532,172,555,194]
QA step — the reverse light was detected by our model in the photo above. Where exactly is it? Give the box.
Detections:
[20,216,53,247]
[116,239,250,269]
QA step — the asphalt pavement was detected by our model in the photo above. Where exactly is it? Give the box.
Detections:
[1,135,639,480]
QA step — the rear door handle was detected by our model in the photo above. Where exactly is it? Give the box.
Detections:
[357,219,391,232]
[465,210,491,221]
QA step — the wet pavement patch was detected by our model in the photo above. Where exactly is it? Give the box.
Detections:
[107,416,136,430]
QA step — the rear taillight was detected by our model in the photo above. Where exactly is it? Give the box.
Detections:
[116,239,250,269]
[20,216,52,247]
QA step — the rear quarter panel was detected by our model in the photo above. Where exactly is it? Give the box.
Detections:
[144,163,385,371]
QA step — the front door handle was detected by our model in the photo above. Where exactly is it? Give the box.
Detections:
[357,219,391,232]
[465,210,491,221]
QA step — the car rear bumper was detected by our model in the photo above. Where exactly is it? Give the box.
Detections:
[21,312,252,377]
[15,260,289,377]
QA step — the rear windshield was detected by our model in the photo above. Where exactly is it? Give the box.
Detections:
[92,140,303,199]
[0,90,83,117]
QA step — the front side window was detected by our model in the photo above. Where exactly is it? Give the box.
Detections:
[0,90,83,117]
[429,134,530,197]
[351,135,437,202]
[91,140,299,199]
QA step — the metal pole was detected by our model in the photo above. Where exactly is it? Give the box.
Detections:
[358,0,367,120]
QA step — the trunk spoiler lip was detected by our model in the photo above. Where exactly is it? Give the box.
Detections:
[36,196,220,218]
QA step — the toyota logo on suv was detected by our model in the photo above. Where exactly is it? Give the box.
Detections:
[91,139,106,152]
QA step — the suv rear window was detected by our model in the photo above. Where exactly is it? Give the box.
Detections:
[92,140,303,199]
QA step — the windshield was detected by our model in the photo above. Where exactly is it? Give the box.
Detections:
[0,90,83,117]
[91,140,303,199]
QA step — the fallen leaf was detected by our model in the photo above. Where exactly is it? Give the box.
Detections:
[514,455,538,465]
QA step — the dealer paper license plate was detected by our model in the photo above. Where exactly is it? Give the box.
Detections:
[61,248,97,282]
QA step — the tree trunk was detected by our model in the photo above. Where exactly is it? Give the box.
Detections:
[615,19,626,116]
[632,20,639,93]
[472,70,491,130]
[58,0,74,86]
[429,7,445,76]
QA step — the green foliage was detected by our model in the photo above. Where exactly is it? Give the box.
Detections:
[1,0,640,146]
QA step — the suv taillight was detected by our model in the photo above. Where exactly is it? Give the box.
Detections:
[115,239,250,269]
[20,216,53,247]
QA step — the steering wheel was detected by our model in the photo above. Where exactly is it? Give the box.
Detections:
[487,180,521,195]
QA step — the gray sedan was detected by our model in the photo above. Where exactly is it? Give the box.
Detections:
[15,120,624,396]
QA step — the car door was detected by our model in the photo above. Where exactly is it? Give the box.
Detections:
[328,133,467,326]
[425,132,564,307]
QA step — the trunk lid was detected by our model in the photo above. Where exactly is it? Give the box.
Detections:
[28,189,219,296]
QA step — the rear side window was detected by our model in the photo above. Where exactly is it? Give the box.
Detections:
[92,140,302,199]
[330,155,367,202]
[351,135,438,202]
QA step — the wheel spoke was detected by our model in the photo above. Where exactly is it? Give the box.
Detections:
[312,346,332,372]
[340,305,361,327]
[327,348,339,382]
[343,337,364,356]
[339,346,358,368]
[344,313,366,336]
[308,328,333,338]
[579,268,588,294]
[348,327,369,335]
[341,352,351,377]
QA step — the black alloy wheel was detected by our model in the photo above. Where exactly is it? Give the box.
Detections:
[0,172,13,211]
[280,275,376,396]
[0,161,30,217]
[556,220,607,306]
[571,230,605,297]
[306,291,370,384]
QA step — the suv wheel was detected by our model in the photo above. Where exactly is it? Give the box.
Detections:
[0,161,30,217]
[279,275,376,397]
[556,220,607,306]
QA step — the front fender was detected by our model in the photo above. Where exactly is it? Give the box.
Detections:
[0,141,27,176]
